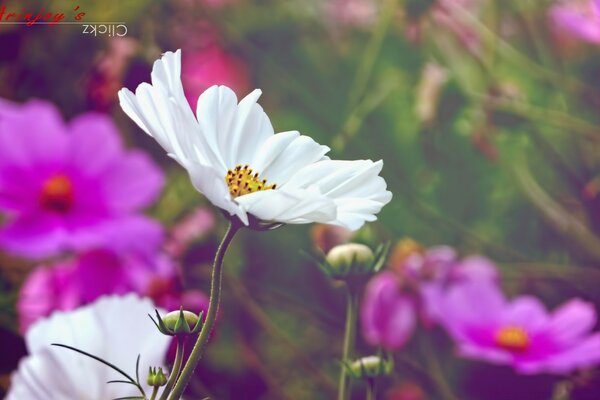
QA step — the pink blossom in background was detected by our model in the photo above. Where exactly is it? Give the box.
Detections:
[164,207,216,257]
[550,0,600,44]
[181,44,250,108]
[87,37,139,111]
[326,0,379,28]
[432,0,482,53]
[361,271,417,350]
[17,246,208,333]
[361,241,500,350]
[419,255,498,324]
[438,281,600,374]
[0,99,164,259]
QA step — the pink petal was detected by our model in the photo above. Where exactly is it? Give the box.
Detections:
[97,150,164,213]
[68,113,123,176]
[546,299,597,346]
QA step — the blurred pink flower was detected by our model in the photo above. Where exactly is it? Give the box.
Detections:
[181,45,250,108]
[550,0,600,44]
[432,0,482,52]
[361,244,499,350]
[439,282,600,374]
[326,0,379,28]
[0,99,164,259]
[87,37,139,112]
[361,271,417,350]
[17,246,208,333]
[419,254,498,324]
[164,207,216,257]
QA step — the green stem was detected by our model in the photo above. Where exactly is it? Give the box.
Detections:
[149,386,159,400]
[168,221,241,400]
[158,338,185,400]
[366,378,376,400]
[337,288,358,400]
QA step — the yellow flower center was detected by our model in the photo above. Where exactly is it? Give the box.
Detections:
[40,174,74,212]
[495,326,530,353]
[225,164,277,198]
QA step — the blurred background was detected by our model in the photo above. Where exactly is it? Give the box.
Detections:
[1,0,600,399]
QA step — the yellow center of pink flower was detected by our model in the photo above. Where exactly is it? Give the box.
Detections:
[495,326,530,353]
[40,174,74,212]
[225,164,276,198]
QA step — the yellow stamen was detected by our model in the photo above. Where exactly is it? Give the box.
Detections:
[225,164,276,198]
[40,174,74,212]
[495,326,530,353]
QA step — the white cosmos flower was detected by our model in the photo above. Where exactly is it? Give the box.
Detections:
[7,295,170,400]
[118,50,392,230]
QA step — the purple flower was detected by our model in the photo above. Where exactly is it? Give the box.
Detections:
[361,271,417,350]
[438,281,600,374]
[0,99,164,258]
[361,241,500,350]
[550,0,600,44]
[17,244,207,333]
[420,255,499,324]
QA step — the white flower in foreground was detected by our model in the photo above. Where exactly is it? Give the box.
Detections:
[7,295,170,400]
[119,50,392,230]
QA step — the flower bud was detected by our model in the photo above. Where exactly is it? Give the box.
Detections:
[326,243,375,273]
[147,367,167,387]
[316,242,389,290]
[149,308,203,337]
[347,355,393,379]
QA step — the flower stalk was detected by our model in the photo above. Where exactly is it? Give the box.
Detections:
[338,287,359,400]
[168,220,241,400]
[366,378,376,400]
[158,338,185,400]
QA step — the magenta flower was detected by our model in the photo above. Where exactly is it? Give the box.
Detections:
[361,243,500,350]
[0,99,164,258]
[361,271,417,350]
[17,246,207,332]
[420,255,498,324]
[439,282,600,374]
[550,0,600,44]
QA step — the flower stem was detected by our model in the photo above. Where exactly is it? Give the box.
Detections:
[159,338,185,400]
[338,287,358,400]
[168,221,241,400]
[149,386,159,400]
[366,378,376,400]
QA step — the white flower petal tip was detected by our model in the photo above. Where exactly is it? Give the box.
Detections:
[119,49,393,230]
[7,295,170,400]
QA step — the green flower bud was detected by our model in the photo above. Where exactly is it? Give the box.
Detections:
[147,367,168,387]
[149,308,203,337]
[326,243,375,273]
[347,355,393,379]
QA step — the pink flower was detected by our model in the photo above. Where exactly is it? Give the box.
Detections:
[17,246,208,333]
[361,244,499,350]
[0,99,164,259]
[326,0,379,28]
[419,255,498,324]
[181,45,249,108]
[164,207,216,257]
[439,282,600,374]
[550,0,600,44]
[361,271,417,350]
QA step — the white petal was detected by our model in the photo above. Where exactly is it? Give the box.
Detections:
[251,130,330,184]
[235,186,336,224]
[7,295,170,400]
[118,51,226,172]
[284,160,392,230]
[196,87,274,168]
